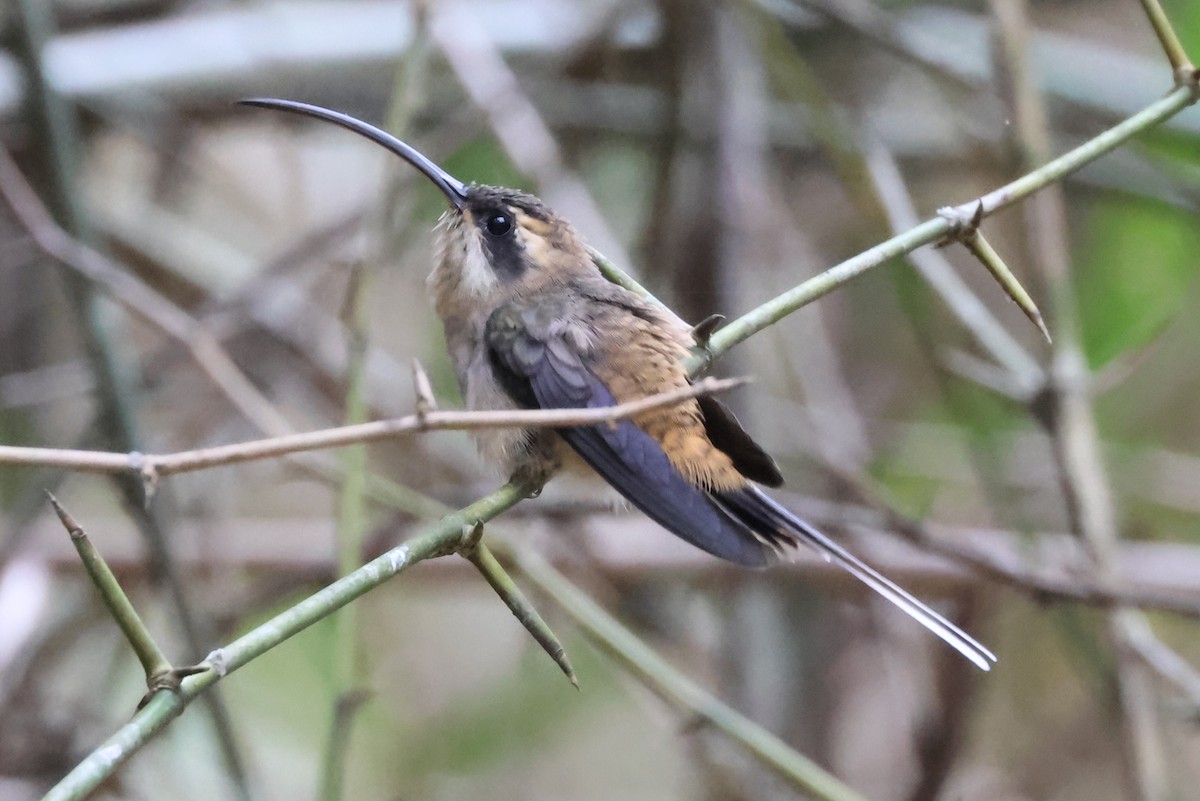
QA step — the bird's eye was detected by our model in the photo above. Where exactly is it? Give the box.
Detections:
[485,211,513,237]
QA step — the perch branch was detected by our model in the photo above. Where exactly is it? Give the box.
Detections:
[0,377,745,476]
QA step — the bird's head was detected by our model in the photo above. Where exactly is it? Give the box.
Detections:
[239,99,592,320]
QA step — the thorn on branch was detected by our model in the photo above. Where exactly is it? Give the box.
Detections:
[46,490,83,538]
[936,205,1051,344]
[458,520,485,556]
[690,314,725,347]
[463,541,578,689]
[412,358,437,423]
[47,493,176,689]
[139,665,210,709]
[687,316,727,374]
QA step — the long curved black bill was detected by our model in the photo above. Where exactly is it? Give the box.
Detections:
[238,98,468,209]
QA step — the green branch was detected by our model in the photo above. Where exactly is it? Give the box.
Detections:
[686,84,1197,371]
[321,252,373,801]
[42,481,534,801]
[1137,0,1195,78]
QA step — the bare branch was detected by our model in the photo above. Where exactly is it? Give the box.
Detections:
[0,377,745,476]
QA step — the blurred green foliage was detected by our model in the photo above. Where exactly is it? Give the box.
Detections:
[1077,196,1199,369]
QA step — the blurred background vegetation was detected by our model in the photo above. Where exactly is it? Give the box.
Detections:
[2,0,1200,799]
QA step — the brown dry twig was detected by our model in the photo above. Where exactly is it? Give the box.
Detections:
[0,376,745,479]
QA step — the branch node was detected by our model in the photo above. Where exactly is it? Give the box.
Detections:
[146,670,177,694]
[1177,64,1200,100]
[935,201,985,247]
[142,467,161,505]
[146,669,180,695]
[138,665,207,709]
[126,451,160,503]
[458,520,485,555]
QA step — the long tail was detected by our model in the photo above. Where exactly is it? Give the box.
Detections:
[712,486,997,671]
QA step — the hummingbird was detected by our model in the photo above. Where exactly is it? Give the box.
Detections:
[241,99,996,671]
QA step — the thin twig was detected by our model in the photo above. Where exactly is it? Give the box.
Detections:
[1135,0,1195,79]
[0,377,745,476]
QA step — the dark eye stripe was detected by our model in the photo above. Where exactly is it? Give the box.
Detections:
[477,209,526,281]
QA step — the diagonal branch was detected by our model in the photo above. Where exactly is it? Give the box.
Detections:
[690,83,1196,370]
[41,481,535,801]
[1135,0,1196,80]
